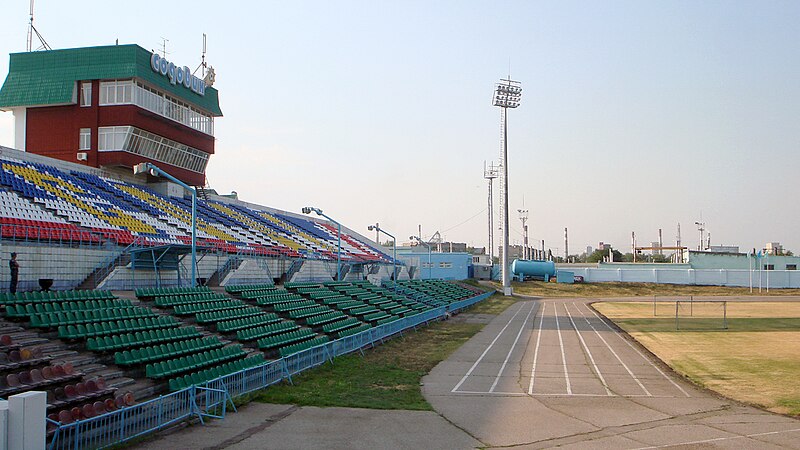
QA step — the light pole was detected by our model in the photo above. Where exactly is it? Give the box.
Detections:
[302,207,341,281]
[409,235,432,280]
[368,224,396,290]
[493,77,522,296]
[133,162,197,287]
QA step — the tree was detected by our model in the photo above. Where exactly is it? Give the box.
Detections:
[587,248,624,263]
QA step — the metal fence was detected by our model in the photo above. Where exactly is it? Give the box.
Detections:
[47,290,494,450]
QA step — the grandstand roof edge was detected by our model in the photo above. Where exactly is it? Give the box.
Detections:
[0,44,222,116]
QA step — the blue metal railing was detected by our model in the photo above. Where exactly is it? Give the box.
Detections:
[47,289,495,450]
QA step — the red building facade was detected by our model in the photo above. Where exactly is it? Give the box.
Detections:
[0,45,222,186]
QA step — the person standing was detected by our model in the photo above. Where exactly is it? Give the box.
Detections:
[9,252,19,294]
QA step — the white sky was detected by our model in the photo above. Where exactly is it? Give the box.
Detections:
[1,1,798,255]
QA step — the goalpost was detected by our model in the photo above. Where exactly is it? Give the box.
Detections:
[675,300,728,330]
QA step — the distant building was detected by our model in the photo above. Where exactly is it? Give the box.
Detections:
[598,242,612,251]
[708,245,739,254]
[765,242,784,255]
[498,244,525,260]
[586,246,593,255]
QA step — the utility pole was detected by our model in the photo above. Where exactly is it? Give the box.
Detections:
[564,227,569,263]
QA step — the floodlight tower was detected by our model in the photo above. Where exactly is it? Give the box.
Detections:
[695,221,706,251]
[484,162,499,265]
[493,77,522,296]
[518,208,529,260]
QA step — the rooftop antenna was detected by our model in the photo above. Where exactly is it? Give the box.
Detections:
[194,33,208,77]
[27,0,52,52]
[159,37,170,58]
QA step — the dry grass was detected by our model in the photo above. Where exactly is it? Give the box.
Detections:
[595,301,800,416]
[502,280,800,298]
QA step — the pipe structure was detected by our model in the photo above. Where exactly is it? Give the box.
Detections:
[369,224,397,291]
[302,207,341,281]
[133,162,197,287]
[409,235,432,280]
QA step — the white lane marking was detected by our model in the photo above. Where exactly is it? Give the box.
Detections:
[489,302,537,392]
[633,427,800,449]
[581,302,691,398]
[527,303,546,394]
[573,303,651,396]
[554,302,572,395]
[452,391,683,398]
[451,302,527,393]
[564,303,612,396]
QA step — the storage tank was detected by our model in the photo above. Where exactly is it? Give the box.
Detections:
[511,259,556,280]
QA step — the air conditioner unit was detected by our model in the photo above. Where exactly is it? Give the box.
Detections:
[76,152,88,161]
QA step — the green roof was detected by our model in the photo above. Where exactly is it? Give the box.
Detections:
[0,44,222,116]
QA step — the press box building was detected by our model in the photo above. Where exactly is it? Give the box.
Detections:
[0,44,222,187]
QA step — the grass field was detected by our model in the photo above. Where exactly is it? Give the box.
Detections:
[595,301,800,416]
[504,280,800,298]
[255,293,518,410]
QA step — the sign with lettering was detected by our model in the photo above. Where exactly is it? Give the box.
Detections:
[150,53,206,96]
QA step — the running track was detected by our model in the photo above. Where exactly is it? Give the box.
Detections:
[423,298,800,449]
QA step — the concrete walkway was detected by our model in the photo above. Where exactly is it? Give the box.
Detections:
[136,402,481,450]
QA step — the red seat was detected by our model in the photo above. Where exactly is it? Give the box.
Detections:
[63,362,74,375]
[95,377,106,390]
[58,410,73,424]
[81,404,95,418]
[6,373,21,388]
[123,392,135,406]
[104,398,118,411]
[64,384,78,399]
[54,387,67,401]
[92,401,106,415]
[75,382,87,396]
[42,366,54,379]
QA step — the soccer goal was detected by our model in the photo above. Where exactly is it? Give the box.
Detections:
[675,299,728,330]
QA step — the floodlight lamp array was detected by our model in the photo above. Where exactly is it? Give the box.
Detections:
[493,80,522,108]
[302,206,322,215]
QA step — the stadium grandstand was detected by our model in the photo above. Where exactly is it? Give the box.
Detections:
[0,43,492,449]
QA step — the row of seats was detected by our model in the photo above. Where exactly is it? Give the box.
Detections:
[145,345,247,379]
[87,327,202,351]
[167,355,265,392]
[58,316,181,339]
[278,336,330,357]
[224,284,276,295]
[114,337,225,366]
[48,392,135,429]
[0,289,116,305]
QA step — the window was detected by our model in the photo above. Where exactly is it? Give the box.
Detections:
[80,83,92,107]
[764,264,775,271]
[79,128,91,150]
[421,262,433,269]
[787,265,796,271]
[98,126,131,151]
[133,82,214,135]
[439,262,453,268]
[99,80,134,105]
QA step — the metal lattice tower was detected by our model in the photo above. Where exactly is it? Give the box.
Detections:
[518,208,528,259]
[484,162,499,265]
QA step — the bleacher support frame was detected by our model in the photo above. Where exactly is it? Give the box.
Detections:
[45,290,494,450]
